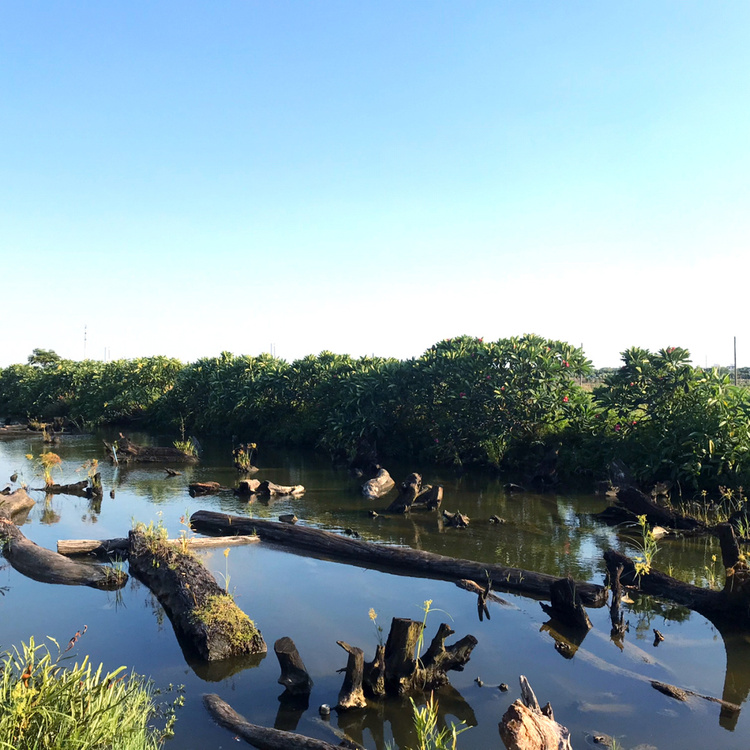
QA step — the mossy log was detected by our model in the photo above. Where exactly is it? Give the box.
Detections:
[190,511,606,606]
[361,469,395,500]
[0,516,126,590]
[128,529,266,661]
[104,435,199,464]
[499,676,572,750]
[204,693,364,750]
[0,488,35,519]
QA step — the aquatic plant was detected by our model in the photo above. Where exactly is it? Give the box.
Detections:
[632,515,659,581]
[25,451,62,487]
[404,692,469,750]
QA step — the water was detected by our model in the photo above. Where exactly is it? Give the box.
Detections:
[1,430,749,749]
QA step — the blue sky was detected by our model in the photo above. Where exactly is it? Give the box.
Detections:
[2,1,748,368]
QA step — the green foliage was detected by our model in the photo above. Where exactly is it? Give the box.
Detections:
[0,637,166,749]
[406,693,469,750]
[631,514,659,581]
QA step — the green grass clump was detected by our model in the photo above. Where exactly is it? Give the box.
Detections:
[193,594,260,649]
[0,637,168,749]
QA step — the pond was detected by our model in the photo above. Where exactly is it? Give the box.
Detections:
[1,430,748,749]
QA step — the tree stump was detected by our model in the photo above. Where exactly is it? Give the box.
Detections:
[385,473,422,513]
[275,637,313,695]
[336,641,367,710]
[539,576,592,631]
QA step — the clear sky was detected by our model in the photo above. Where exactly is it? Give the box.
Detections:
[2,2,748,369]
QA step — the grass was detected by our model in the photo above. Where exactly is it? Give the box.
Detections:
[192,594,260,649]
[0,637,169,750]
[389,693,469,750]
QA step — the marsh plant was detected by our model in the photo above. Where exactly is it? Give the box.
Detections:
[25,451,62,487]
[0,637,170,749]
[393,693,469,750]
[632,515,659,581]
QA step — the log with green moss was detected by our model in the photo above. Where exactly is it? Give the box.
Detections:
[128,527,266,661]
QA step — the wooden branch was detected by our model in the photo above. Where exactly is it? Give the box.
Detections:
[190,510,607,606]
[0,516,126,590]
[203,693,365,750]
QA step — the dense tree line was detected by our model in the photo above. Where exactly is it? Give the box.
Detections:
[2,337,749,495]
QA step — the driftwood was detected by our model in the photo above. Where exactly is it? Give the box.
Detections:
[337,641,368,709]
[128,529,266,661]
[361,469,395,500]
[385,473,421,513]
[442,510,470,528]
[650,679,740,711]
[236,478,261,496]
[0,488,35,518]
[43,474,103,498]
[105,435,199,464]
[257,480,305,497]
[499,676,572,750]
[57,534,259,559]
[275,637,313,695]
[539,576,592,631]
[204,693,364,750]
[0,516,126,590]
[415,485,443,510]
[190,511,607,606]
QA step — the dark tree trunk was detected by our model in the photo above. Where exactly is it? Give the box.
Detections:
[275,637,313,695]
[190,511,607,606]
[385,473,422,513]
[539,576,592,631]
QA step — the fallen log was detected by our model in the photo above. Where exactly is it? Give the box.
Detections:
[650,679,740,712]
[0,516,127,590]
[57,534,259,559]
[257,480,305,497]
[105,435,198,464]
[236,478,261,496]
[499,676,572,750]
[616,486,704,531]
[361,468,395,500]
[442,510,470,528]
[0,488,35,518]
[190,511,607,606]
[204,693,364,750]
[128,529,266,661]
[414,484,443,510]
[42,477,103,499]
[384,473,422,513]
[189,482,233,497]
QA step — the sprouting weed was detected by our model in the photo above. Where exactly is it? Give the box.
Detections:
[369,608,384,647]
[632,514,658,582]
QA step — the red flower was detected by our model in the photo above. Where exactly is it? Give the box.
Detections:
[486,375,491,379]
[563,396,569,403]
[460,392,466,397]
[563,360,570,368]
[632,420,637,425]
[615,424,621,431]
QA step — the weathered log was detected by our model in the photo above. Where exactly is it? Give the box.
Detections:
[0,488,35,518]
[189,482,232,497]
[443,510,470,528]
[0,516,127,590]
[650,680,740,712]
[499,676,572,750]
[236,478,261,496]
[203,693,364,750]
[361,469,395,500]
[275,637,313,695]
[128,529,266,661]
[257,480,305,497]
[616,486,704,531]
[414,484,443,510]
[539,576,592,631]
[57,534,259,559]
[42,479,94,498]
[384,473,422,513]
[105,435,199,464]
[165,468,182,477]
[190,511,607,606]
[603,547,750,624]
[336,641,368,709]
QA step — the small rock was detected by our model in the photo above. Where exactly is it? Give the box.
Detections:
[474,677,483,687]
[368,510,379,518]
[499,683,509,692]
[319,704,330,718]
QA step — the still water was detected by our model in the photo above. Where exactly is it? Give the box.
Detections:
[1,431,748,749]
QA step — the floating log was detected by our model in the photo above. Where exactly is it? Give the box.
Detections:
[0,488,35,518]
[128,529,266,661]
[42,479,98,498]
[275,637,313,695]
[257,480,305,497]
[650,680,740,711]
[443,510,470,528]
[190,511,607,606]
[204,693,364,750]
[384,473,422,513]
[539,576,592,631]
[104,435,198,464]
[0,516,126,590]
[499,676,572,750]
[57,534,259,559]
[165,468,182,477]
[189,482,233,497]
[361,468,395,500]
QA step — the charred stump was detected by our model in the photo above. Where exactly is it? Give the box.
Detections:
[539,576,592,631]
[275,637,313,696]
[128,529,266,661]
[336,641,368,710]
